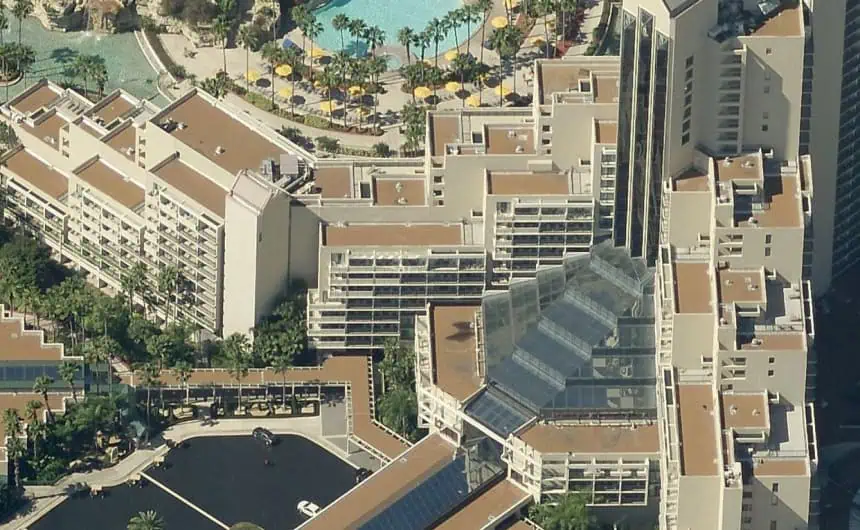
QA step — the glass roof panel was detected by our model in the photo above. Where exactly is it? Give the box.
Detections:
[465,387,535,436]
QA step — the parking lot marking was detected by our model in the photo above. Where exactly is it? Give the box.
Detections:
[141,471,231,529]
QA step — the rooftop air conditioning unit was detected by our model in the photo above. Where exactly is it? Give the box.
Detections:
[215,145,225,155]
[751,338,763,346]
[177,122,186,130]
[723,157,732,166]
[396,196,407,205]
[515,145,524,153]
[748,217,758,225]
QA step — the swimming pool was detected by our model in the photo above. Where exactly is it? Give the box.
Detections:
[312,0,469,59]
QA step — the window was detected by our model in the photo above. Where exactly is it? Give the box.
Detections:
[433,175,443,184]
[764,85,771,94]
[685,69,693,81]
[772,483,779,493]
[769,357,775,364]
[743,492,753,499]
[763,112,770,120]
[743,517,752,524]
[765,247,771,257]
[257,232,263,243]
[765,234,772,244]
[768,369,775,377]
[766,48,773,55]
[686,55,694,68]
[682,120,691,133]
[685,93,693,106]
[762,125,769,132]
[770,521,777,530]
[742,504,752,511]
[681,133,690,145]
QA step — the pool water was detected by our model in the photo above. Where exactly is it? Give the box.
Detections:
[2,16,162,103]
[312,0,469,59]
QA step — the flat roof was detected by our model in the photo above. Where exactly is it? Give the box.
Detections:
[435,480,529,530]
[673,262,713,313]
[301,434,456,530]
[717,269,765,305]
[159,93,285,175]
[594,75,619,104]
[3,149,68,200]
[0,317,63,361]
[373,178,425,206]
[739,332,805,351]
[674,169,710,192]
[519,423,660,454]
[104,124,137,161]
[314,166,353,199]
[487,171,570,195]
[715,153,762,182]
[485,126,534,155]
[753,458,808,477]
[74,159,145,210]
[722,392,769,430]
[678,384,719,476]
[324,224,463,247]
[752,2,802,37]
[125,355,410,461]
[11,84,61,115]
[430,115,459,157]
[153,157,227,218]
[755,177,801,227]
[595,120,617,144]
[92,93,135,124]
[23,113,67,150]
[432,306,481,402]
[537,63,590,104]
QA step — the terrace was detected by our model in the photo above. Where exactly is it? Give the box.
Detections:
[431,305,482,402]
[22,112,68,150]
[673,262,713,314]
[313,166,354,199]
[485,125,535,155]
[151,155,228,218]
[430,114,460,157]
[717,269,766,305]
[89,93,135,125]
[518,422,660,455]
[595,120,618,145]
[678,384,719,476]
[673,168,710,192]
[487,171,570,196]
[103,123,137,161]
[10,83,62,115]
[373,178,425,206]
[323,223,463,247]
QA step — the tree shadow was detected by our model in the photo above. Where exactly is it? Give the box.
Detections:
[49,47,78,65]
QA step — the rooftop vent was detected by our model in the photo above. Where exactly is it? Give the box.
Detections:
[396,196,407,205]
[395,182,404,192]
[742,160,755,168]
[44,136,55,145]
[125,147,135,156]
[515,145,524,153]
[177,122,187,130]
[215,145,225,155]
[751,338,763,346]
[747,217,758,225]
[723,157,732,167]
[730,405,738,415]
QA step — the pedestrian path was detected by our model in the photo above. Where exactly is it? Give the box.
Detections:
[140,471,230,530]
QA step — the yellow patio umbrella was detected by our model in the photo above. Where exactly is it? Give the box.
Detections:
[465,94,481,107]
[275,64,293,77]
[495,85,513,97]
[319,100,339,113]
[313,79,322,88]
[504,0,521,8]
[529,35,546,46]
[444,49,459,61]
[310,47,328,59]
[278,86,294,98]
[491,16,509,29]
[445,81,463,93]
[245,70,261,82]
[348,85,364,96]
[422,59,434,66]
[358,106,372,115]
[413,86,433,99]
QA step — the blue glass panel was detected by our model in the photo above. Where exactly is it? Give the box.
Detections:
[465,388,534,436]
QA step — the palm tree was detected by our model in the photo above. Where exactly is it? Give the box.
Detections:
[489,26,521,106]
[238,25,258,93]
[537,0,557,58]
[347,18,368,55]
[121,262,148,314]
[376,388,416,439]
[32,375,53,422]
[558,0,577,45]
[261,41,285,107]
[59,361,80,402]
[224,333,250,410]
[271,355,291,406]
[397,27,415,66]
[318,67,338,127]
[282,45,302,114]
[364,25,385,57]
[13,42,33,87]
[331,13,350,54]
[291,5,309,65]
[140,363,160,431]
[476,0,493,97]
[127,510,165,530]
[5,435,24,489]
[11,0,32,46]
[427,18,447,98]
[157,264,180,325]
[0,12,9,102]
[304,18,323,83]
[528,491,594,530]
[214,16,230,74]
[173,361,192,404]
[444,8,463,54]
[91,58,108,98]
[366,55,387,131]
[71,54,94,97]
[23,399,41,458]
[83,339,107,394]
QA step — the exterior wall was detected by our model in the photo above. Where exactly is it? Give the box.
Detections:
[221,191,261,337]
[254,191,292,322]
[677,475,722,530]
[745,474,812,529]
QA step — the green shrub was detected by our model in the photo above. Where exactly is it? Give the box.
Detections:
[315,136,340,153]
[303,114,331,130]
[245,92,276,112]
[166,64,188,80]
[372,142,391,158]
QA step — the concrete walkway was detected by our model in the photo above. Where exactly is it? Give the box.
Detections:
[5,416,362,530]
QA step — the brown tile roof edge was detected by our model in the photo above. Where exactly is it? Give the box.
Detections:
[2,148,69,201]
[74,158,145,210]
[0,308,69,361]
[324,223,464,247]
[10,84,61,115]
[753,458,809,477]
[299,434,456,530]
[432,305,482,402]
[152,156,228,218]
[678,384,720,477]
[519,423,661,454]
[434,480,530,530]
[121,355,410,460]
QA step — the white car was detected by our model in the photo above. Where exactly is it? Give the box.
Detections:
[297,500,320,518]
